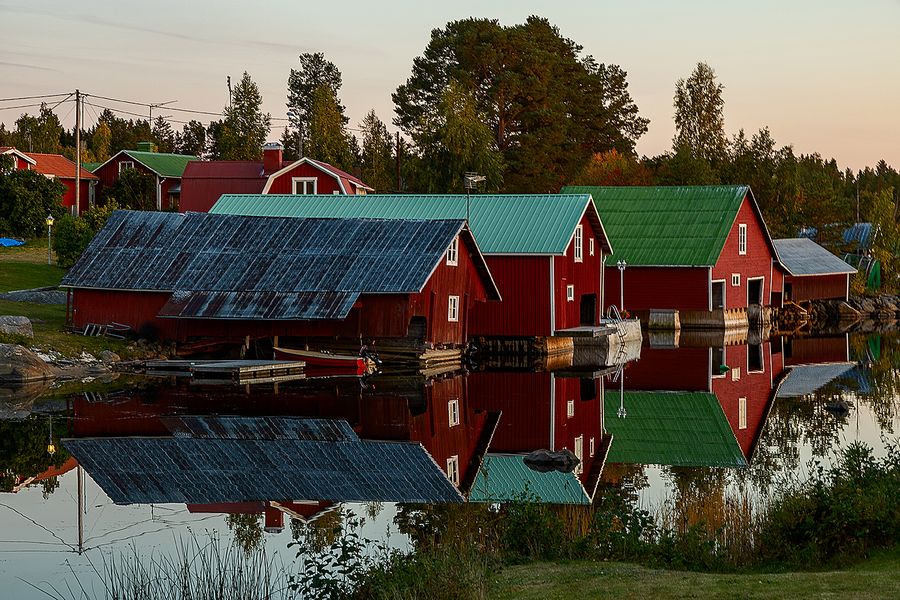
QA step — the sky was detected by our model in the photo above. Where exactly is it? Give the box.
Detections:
[2,0,899,171]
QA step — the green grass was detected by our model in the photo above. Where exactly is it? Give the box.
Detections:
[0,238,65,292]
[488,549,900,599]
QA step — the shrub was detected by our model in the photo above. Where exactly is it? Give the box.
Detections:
[52,213,94,268]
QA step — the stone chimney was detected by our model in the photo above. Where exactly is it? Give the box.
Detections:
[263,142,283,173]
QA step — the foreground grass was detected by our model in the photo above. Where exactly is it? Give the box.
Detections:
[489,548,900,600]
[0,239,64,292]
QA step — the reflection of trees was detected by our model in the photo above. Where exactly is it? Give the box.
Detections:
[226,513,263,555]
[0,414,70,494]
[395,504,501,553]
[853,334,900,434]
[291,509,344,553]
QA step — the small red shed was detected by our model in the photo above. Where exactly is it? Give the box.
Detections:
[773,238,856,303]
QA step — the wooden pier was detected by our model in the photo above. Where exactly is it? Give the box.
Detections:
[145,359,306,384]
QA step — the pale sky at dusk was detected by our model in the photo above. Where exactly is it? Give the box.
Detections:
[2,0,898,171]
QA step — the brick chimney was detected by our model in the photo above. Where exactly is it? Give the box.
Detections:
[263,142,283,174]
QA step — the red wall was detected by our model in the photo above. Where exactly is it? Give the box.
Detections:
[785,335,848,366]
[267,163,344,194]
[555,212,604,330]
[712,197,778,309]
[624,346,711,391]
[786,274,849,302]
[605,266,710,313]
[60,179,94,214]
[471,256,552,336]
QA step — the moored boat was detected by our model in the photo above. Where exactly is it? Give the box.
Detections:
[273,347,377,375]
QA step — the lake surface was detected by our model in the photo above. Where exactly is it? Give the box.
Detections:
[1,331,896,597]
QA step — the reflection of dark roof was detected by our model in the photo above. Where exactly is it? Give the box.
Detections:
[775,363,856,398]
[64,417,463,505]
[468,454,590,505]
[61,211,481,319]
[774,238,856,276]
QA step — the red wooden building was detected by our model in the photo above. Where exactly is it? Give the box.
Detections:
[60,211,500,348]
[562,186,783,323]
[92,142,198,210]
[773,238,856,302]
[25,152,98,215]
[1,147,36,171]
[210,194,611,337]
[179,142,373,213]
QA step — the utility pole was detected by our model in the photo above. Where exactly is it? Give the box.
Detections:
[227,76,233,108]
[74,89,81,217]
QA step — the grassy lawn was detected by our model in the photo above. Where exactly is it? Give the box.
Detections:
[0,238,65,292]
[489,549,900,599]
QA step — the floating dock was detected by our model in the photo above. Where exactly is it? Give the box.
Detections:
[145,359,306,384]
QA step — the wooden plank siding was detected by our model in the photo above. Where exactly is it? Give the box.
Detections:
[605,266,710,313]
[267,162,346,195]
[786,273,849,302]
[554,211,605,330]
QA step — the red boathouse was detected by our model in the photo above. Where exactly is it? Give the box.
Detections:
[773,238,856,303]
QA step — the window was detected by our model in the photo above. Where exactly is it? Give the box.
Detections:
[446,456,460,486]
[739,397,747,430]
[574,436,584,475]
[711,346,726,378]
[566,285,575,302]
[589,437,595,457]
[291,177,317,194]
[738,224,747,255]
[589,237,595,256]
[748,344,764,372]
[447,295,460,322]
[446,236,459,266]
[574,225,583,262]
[118,160,134,174]
[732,273,741,287]
[567,399,575,418]
[448,399,460,427]
[731,367,741,382]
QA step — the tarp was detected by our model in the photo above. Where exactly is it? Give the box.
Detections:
[0,238,25,247]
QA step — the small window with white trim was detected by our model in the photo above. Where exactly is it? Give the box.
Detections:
[589,237,595,256]
[448,398,460,427]
[292,177,317,194]
[574,436,584,474]
[589,437,595,457]
[731,273,740,287]
[566,285,575,302]
[118,160,134,174]
[567,399,575,418]
[739,397,747,430]
[446,236,459,266]
[731,367,741,382]
[738,224,747,255]
[447,455,460,486]
[574,225,583,262]
[448,295,460,322]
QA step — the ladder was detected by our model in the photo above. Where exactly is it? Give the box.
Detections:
[605,305,629,361]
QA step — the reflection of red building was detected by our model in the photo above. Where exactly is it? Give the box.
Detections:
[187,501,334,532]
[6,456,79,494]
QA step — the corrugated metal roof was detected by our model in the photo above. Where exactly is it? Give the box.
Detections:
[210,194,607,255]
[562,185,750,266]
[775,363,856,398]
[157,290,359,320]
[124,150,198,178]
[161,415,359,441]
[604,391,747,467]
[63,210,466,296]
[774,238,857,276]
[63,417,463,505]
[468,454,590,505]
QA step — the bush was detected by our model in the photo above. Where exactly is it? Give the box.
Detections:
[0,168,66,236]
[52,213,94,268]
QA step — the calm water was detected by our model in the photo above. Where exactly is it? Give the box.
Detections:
[1,331,897,597]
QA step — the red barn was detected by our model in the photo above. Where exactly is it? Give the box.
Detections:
[773,238,856,302]
[24,152,98,215]
[179,142,373,213]
[92,142,198,210]
[562,186,782,327]
[0,147,36,171]
[210,194,611,337]
[60,211,500,349]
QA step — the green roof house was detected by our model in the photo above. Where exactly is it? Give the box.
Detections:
[211,194,612,337]
[561,186,783,322]
[93,141,199,210]
[468,454,591,505]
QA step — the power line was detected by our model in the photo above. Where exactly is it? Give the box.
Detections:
[0,93,72,102]
[0,102,48,112]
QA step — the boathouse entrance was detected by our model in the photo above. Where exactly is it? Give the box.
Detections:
[580,294,597,326]
[747,277,764,307]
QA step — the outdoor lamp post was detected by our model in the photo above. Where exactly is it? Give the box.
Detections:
[47,416,56,455]
[616,259,627,313]
[46,214,54,265]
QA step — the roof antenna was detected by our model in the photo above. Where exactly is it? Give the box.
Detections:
[463,172,485,224]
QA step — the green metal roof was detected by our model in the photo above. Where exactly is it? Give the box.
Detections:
[604,391,746,467]
[125,150,198,178]
[468,454,590,505]
[82,161,101,172]
[211,194,607,255]
[561,185,749,266]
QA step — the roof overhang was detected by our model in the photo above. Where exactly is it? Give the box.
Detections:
[1,147,36,166]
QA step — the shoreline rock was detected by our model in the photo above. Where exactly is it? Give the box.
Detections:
[0,343,57,383]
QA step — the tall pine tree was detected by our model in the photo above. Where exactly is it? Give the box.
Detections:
[219,72,271,160]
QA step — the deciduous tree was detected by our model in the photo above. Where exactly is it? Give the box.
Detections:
[0,169,66,236]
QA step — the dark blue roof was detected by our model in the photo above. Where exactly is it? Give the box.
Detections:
[60,211,474,319]
[63,417,463,505]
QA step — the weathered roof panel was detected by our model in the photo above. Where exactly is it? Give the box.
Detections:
[774,238,857,276]
[158,290,360,320]
[775,363,856,398]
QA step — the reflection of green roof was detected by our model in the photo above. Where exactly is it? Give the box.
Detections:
[125,150,198,178]
[468,454,589,505]
[604,392,746,467]
[561,185,748,266]
[82,162,101,172]
[211,194,607,255]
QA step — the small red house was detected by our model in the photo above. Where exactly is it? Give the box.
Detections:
[92,142,198,210]
[773,238,856,303]
[210,194,612,337]
[562,186,782,325]
[25,152,98,215]
[60,211,500,348]
[179,142,373,213]
[0,147,36,171]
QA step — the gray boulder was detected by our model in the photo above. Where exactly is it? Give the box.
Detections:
[0,316,33,338]
[98,350,121,363]
[0,343,55,383]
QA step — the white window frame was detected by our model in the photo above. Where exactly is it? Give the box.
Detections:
[446,236,459,266]
[739,397,747,430]
[448,398,460,427]
[567,399,575,418]
[731,367,741,382]
[291,177,317,194]
[731,273,741,287]
[447,295,460,322]
[574,435,584,475]
[738,224,747,255]
[447,455,460,486]
[589,437,595,457]
[589,237,595,256]
[566,284,575,302]
[574,225,583,263]
[118,160,134,174]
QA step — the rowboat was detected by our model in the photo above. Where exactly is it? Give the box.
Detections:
[273,347,377,375]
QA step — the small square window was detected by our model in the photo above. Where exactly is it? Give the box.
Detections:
[448,295,460,322]
[566,285,575,302]
[731,274,740,287]
[292,177,317,194]
[567,399,575,418]
[448,399,460,427]
[446,236,459,266]
[447,455,460,486]
[589,238,595,256]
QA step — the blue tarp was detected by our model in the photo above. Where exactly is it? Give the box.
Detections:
[0,238,24,247]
